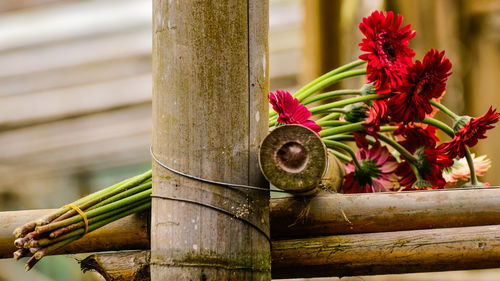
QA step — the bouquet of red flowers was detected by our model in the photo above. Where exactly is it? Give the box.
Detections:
[268,10,498,193]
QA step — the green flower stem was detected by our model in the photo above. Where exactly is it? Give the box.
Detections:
[322,134,376,145]
[317,112,342,122]
[268,70,367,127]
[323,140,362,170]
[301,89,362,105]
[269,60,366,118]
[87,180,152,210]
[37,199,151,246]
[35,189,152,234]
[33,236,80,262]
[295,60,366,99]
[295,69,367,102]
[379,126,398,132]
[328,149,351,163]
[309,94,381,115]
[32,172,148,227]
[32,201,151,264]
[317,120,350,127]
[430,100,460,120]
[421,117,455,137]
[409,162,424,181]
[376,133,418,165]
[291,60,365,100]
[323,134,355,141]
[464,147,479,186]
[421,118,479,186]
[319,122,365,137]
[48,198,150,239]
[316,109,346,115]
[48,170,151,225]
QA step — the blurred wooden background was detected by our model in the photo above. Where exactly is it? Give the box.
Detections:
[0,0,500,280]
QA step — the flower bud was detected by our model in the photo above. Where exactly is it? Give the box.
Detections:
[344,103,368,123]
[361,83,376,96]
[452,115,472,132]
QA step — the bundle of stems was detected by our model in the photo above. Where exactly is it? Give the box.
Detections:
[13,170,152,271]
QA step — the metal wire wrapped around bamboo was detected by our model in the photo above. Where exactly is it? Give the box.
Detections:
[259,124,344,195]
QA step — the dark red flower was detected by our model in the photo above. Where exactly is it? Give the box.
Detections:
[397,147,453,189]
[359,10,416,94]
[269,90,322,135]
[438,107,500,158]
[394,124,439,153]
[388,49,452,122]
[342,142,399,193]
[395,125,453,189]
[365,99,389,128]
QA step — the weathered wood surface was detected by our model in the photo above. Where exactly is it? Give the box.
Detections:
[260,125,344,194]
[0,209,149,259]
[5,188,500,258]
[4,194,500,277]
[81,251,150,281]
[271,187,500,238]
[151,0,270,279]
[272,224,500,278]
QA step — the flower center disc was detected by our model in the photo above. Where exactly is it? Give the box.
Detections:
[276,141,309,173]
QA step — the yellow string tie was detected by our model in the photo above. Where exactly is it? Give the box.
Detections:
[62,204,88,235]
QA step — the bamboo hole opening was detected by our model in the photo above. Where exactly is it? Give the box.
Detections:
[276,141,309,173]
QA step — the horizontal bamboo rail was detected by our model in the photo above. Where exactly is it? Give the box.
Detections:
[3,188,500,277]
[271,224,500,278]
[271,187,500,238]
[83,225,500,279]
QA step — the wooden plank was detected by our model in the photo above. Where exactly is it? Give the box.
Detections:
[151,0,270,279]
[0,55,151,97]
[0,74,151,129]
[0,105,152,183]
[0,30,150,78]
[0,0,151,52]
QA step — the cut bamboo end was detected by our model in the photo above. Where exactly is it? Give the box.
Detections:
[259,124,344,194]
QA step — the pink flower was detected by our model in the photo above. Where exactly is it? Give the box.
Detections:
[269,90,322,135]
[342,142,399,193]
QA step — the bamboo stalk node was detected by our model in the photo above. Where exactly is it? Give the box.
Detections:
[259,124,345,195]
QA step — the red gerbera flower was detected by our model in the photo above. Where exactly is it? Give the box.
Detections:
[395,125,453,189]
[269,90,322,135]
[394,124,439,153]
[342,142,399,193]
[438,107,500,158]
[388,49,452,123]
[365,99,390,128]
[359,10,416,94]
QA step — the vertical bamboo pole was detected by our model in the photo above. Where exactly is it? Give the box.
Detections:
[152,1,270,280]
